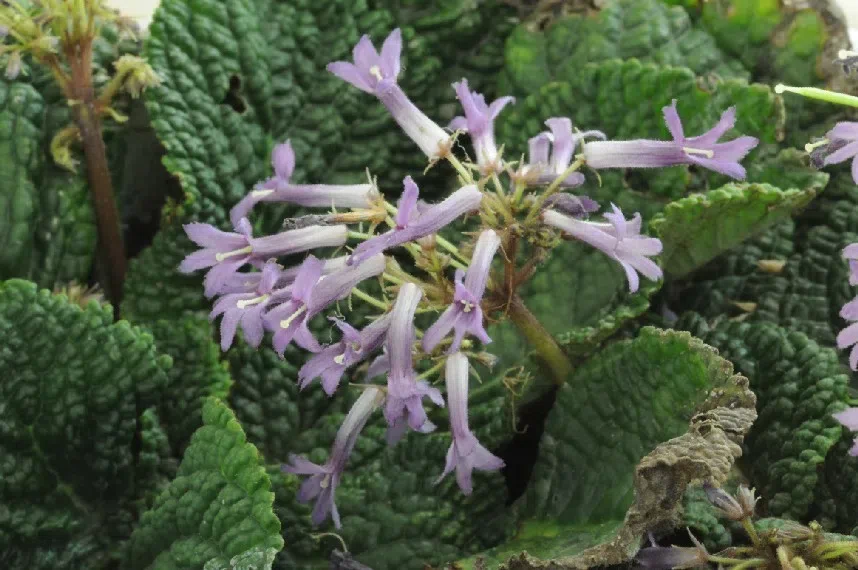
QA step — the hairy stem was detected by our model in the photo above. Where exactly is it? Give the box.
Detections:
[66,39,126,313]
[507,294,573,384]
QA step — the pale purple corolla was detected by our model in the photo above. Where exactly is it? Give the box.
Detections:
[348,177,482,265]
[636,531,709,569]
[230,141,377,226]
[449,78,515,174]
[179,218,348,297]
[423,230,500,353]
[844,243,858,287]
[299,314,392,395]
[436,352,504,494]
[327,29,451,159]
[810,122,858,183]
[209,261,286,351]
[264,253,387,355]
[542,204,663,293]
[833,408,858,456]
[283,386,384,528]
[217,256,349,296]
[837,296,858,370]
[583,100,759,179]
[527,118,605,187]
[384,283,445,444]
[543,193,599,218]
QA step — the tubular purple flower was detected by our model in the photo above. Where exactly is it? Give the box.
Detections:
[384,283,444,443]
[449,78,515,174]
[542,205,663,293]
[436,352,504,495]
[263,256,325,354]
[230,141,377,226]
[833,408,858,456]
[299,314,392,395]
[327,29,451,159]
[179,218,256,297]
[249,224,348,259]
[525,118,605,187]
[843,243,858,286]
[816,122,858,183]
[423,230,500,353]
[210,260,285,351]
[348,178,482,265]
[264,254,386,355]
[217,256,348,296]
[636,536,709,570]
[179,218,348,298]
[837,297,858,370]
[583,100,759,179]
[283,386,384,528]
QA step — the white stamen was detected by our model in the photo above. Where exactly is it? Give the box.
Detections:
[251,189,274,199]
[279,304,308,330]
[369,65,383,81]
[805,139,830,153]
[320,473,332,489]
[236,294,269,309]
[682,147,715,159]
[839,49,858,60]
[215,245,252,262]
[333,354,346,365]
[460,300,474,313]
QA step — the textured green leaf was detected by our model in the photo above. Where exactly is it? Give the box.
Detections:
[497,59,784,206]
[501,0,748,96]
[126,398,284,570]
[0,80,97,288]
[147,317,233,453]
[681,487,734,551]
[678,314,853,528]
[464,328,755,567]
[0,279,172,569]
[227,336,516,569]
[650,182,821,278]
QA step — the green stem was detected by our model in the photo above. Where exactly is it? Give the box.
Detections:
[351,288,388,311]
[507,294,573,383]
[524,158,585,224]
[775,84,858,108]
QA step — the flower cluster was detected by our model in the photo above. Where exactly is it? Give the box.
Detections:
[179,28,760,528]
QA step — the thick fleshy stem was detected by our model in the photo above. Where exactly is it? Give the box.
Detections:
[507,294,573,383]
[66,33,126,314]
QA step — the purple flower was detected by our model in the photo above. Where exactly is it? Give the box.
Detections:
[264,254,387,355]
[209,261,286,350]
[299,314,392,395]
[384,283,445,443]
[328,29,451,159]
[283,386,384,528]
[526,118,605,187]
[348,177,482,265]
[837,297,858,370]
[423,230,500,353]
[542,204,663,293]
[833,408,858,456]
[583,100,759,179]
[230,141,377,226]
[436,352,504,494]
[218,256,349,296]
[814,122,858,183]
[449,78,515,174]
[180,218,348,297]
[844,243,858,286]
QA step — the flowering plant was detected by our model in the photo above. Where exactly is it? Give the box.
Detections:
[2,1,858,570]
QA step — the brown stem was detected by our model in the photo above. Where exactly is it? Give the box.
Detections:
[507,294,573,384]
[66,39,126,314]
